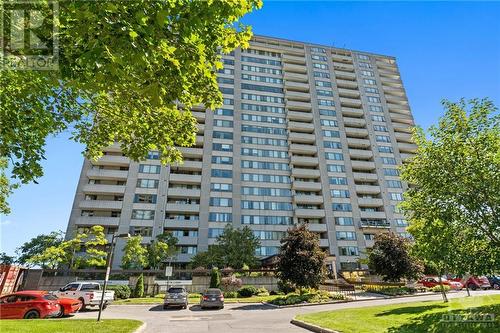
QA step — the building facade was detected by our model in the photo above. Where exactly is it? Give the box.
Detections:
[66,35,417,270]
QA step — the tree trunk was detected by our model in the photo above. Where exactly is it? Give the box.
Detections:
[438,275,448,302]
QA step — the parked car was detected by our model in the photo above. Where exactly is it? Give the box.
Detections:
[419,276,463,290]
[163,287,188,309]
[487,276,500,290]
[200,288,224,309]
[448,276,491,290]
[52,282,114,310]
[0,291,61,319]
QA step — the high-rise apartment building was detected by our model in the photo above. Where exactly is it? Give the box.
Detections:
[66,35,417,270]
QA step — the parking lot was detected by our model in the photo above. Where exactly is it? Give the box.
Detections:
[72,290,497,333]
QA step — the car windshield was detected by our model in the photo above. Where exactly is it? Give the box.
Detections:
[205,289,221,295]
[167,288,184,293]
[43,294,58,301]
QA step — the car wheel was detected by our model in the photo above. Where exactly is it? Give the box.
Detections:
[79,298,86,311]
[55,304,64,318]
[24,310,40,319]
[183,304,187,309]
[163,304,168,310]
[220,305,224,309]
[493,283,500,290]
[469,284,478,291]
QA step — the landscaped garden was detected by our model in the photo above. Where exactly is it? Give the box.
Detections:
[0,319,142,333]
[295,294,500,333]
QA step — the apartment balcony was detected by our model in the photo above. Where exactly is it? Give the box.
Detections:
[382,85,405,94]
[338,88,360,98]
[351,160,376,170]
[289,143,317,155]
[335,71,357,81]
[392,122,413,133]
[87,169,129,180]
[83,184,126,195]
[331,54,352,62]
[343,117,366,128]
[398,142,418,153]
[283,62,307,74]
[353,172,378,182]
[346,137,371,148]
[171,160,203,171]
[284,80,310,92]
[319,239,330,247]
[359,219,391,229]
[286,90,311,101]
[92,155,130,167]
[165,203,200,213]
[387,103,411,113]
[385,94,408,104]
[292,168,320,178]
[282,53,307,65]
[292,181,322,191]
[178,147,203,158]
[79,200,123,210]
[349,149,373,159]
[164,219,200,229]
[289,132,316,144]
[169,173,202,184]
[336,79,358,89]
[288,121,315,133]
[197,123,205,134]
[340,97,362,108]
[401,153,414,160]
[167,188,201,198]
[287,110,313,122]
[290,155,319,167]
[341,107,364,117]
[191,111,205,122]
[76,216,121,226]
[380,76,401,85]
[307,223,328,232]
[357,198,384,207]
[344,127,369,138]
[356,184,381,194]
[395,132,413,143]
[174,236,199,246]
[295,208,325,219]
[294,195,324,205]
[333,62,354,70]
[286,100,312,111]
[284,72,308,83]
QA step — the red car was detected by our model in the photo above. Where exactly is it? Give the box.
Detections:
[419,276,463,290]
[448,276,491,290]
[0,290,81,319]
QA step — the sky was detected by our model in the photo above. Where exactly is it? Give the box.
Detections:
[1,1,499,257]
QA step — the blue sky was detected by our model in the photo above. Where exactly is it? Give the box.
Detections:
[1,1,499,256]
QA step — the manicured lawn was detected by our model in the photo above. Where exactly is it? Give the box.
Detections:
[0,319,142,333]
[114,293,281,304]
[295,295,500,333]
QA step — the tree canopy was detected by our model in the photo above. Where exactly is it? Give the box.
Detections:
[16,231,64,268]
[401,98,500,275]
[0,0,262,214]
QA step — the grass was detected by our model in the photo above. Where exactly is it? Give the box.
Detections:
[0,319,142,333]
[113,293,282,305]
[295,295,500,333]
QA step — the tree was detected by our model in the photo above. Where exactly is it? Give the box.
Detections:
[0,1,262,213]
[121,236,148,269]
[401,99,500,276]
[0,252,16,265]
[16,231,64,267]
[189,246,225,269]
[82,226,108,267]
[276,224,326,289]
[367,232,423,282]
[0,159,16,215]
[148,233,178,270]
[133,274,145,298]
[209,268,221,288]
[216,226,260,269]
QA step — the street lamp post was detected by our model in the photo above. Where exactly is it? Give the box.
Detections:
[97,233,130,322]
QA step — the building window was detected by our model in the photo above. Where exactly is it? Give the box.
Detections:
[242,125,287,136]
[369,105,383,112]
[359,62,372,68]
[129,227,152,237]
[323,130,340,138]
[179,246,197,255]
[371,115,385,122]
[332,203,352,212]
[208,228,225,238]
[331,189,350,198]
[241,56,281,66]
[213,143,233,152]
[147,151,160,160]
[321,119,338,127]
[208,213,232,222]
[241,201,293,211]
[376,135,391,143]
[395,219,408,227]
[133,194,157,204]
[358,54,370,60]
[364,78,376,85]
[329,177,348,185]
[241,103,284,114]
[364,233,375,240]
[338,246,359,256]
[131,210,155,220]
[211,183,233,192]
[336,231,357,240]
[319,109,336,117]
[212,156,233,165]
[387,180,403,188]
[241,64,282,75]
[318,99,335,106]
[324,141,342,149]
[214,108,234,116]
[241,173,291,183]
[241,215,293,225]
[325,152,343,160]
[316,80,332,87]
[209,197,233,207]
[136,179,159,189]
[361,70,374,77]
[139,164,160,174]
[213,131,234,140]
[241,93,284,104]
[311,47,326,53]
[211,169,233,178]
[242,187,292,197]
[241,83,284,94]
[389,192,404,201]
[314,71,330,78]
[213,119,233,128]
[241,160,289,171]
[311,54,327,61]
[367,96,381,103]
[384,168,400,176]
[365,87,379,94]
[313,63,328,70]
[335,217,354,225]
[381,157,397,165]
[327,164,345,172]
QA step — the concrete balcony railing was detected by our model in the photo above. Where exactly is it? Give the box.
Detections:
[357,198,384,207]
[82,184,126,195]
[344,127,369,138]
[340,97,362,108]
[338,88,360,98]
[400,153,415,160]
[165,203,200,213]
[286,100,312,111]
[332,62,354,70]
[76,216,121,226]
[319,239,330,247]
[191,111,205,122]
[398,142,418,153]
[292,181,322,192]
[355,184,381,194]
[284,80,310,91]
[307,223,328,232]
[289,143,317,155]
[343,117,366,128]
[286,90,311,102]
[395,132,413,143]
[341,107,364,117]
[346,137,371,148]
[288,121,315,133]
[292,168,320,178]
[167,188,201,198]
[349,149,373,159]
[283,72,308,83]
[290,155,319,167]
[295,208,326,219]
[336,79,358,89]
[173,236,199,246]
[283,62,308,74]
[79,200,123,210]
[179,147,203,158]
[295,195,324,205]
[331,54,352,62]
[164,219,200,229]
[289,132,316,144]
[197,123,205,134]
[282,53,307,64]
[170,160,203,171]
[87,169,129,180]
[287,110,313,122]
[92,155,130,167]
[169,173,202,184]
[335,71,357,81]
[392,122,413,133]
[353,172,378,182]
[359,219,391,228]
[351,160,376,170]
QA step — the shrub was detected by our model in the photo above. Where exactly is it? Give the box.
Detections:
[133,274,144,298]
[107,285,131,300]
[224,291,238,298]
[277,280,295,294]
[221,275,243,291]
[238,285,258,297]
[431,285,451,293]
[256,287,269,296]
[210,268,221,288]
[269,290,346,306]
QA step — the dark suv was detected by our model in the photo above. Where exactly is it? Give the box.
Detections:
[163,287,188,309]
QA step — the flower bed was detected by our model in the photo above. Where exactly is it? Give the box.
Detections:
[269,290,346,306]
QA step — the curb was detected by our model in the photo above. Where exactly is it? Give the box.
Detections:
[290,319,340,333]
[134,322,147,333]
[263,299,352,309]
